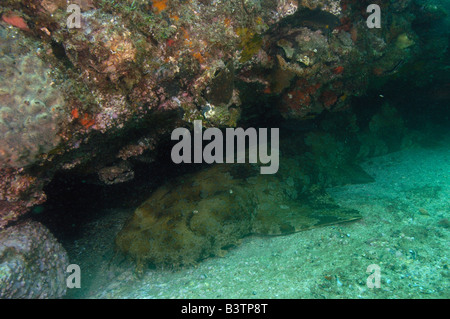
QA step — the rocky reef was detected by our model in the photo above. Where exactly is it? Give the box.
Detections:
[0,220,68,298]
[0,0,444,228]
[0,0,448,297]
